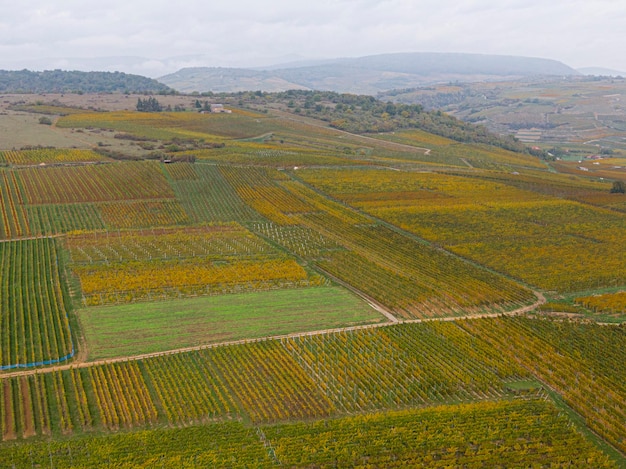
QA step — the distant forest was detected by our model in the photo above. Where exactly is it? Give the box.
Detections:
[0,70,171,94]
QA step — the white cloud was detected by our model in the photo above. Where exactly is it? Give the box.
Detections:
[0,0,625,74]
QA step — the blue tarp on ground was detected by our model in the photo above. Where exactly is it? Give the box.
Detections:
[0,347,75,371]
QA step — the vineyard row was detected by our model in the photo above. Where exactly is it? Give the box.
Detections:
[2,316,622,447]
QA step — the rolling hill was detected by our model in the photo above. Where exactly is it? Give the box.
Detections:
[158,52,579,94]
[0,69,172,94]
[378,75,626,150]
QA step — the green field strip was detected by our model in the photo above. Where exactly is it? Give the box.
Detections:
[26,204,105,236]
[78,286,385,359]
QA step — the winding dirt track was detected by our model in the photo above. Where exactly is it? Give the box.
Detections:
[0,291,545,380]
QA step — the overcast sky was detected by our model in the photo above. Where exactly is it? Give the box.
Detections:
[1,0,625,77]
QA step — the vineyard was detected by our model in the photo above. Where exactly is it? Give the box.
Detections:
[0,317,623,466]
[178,140,354,167]
[0,171,30,239]
[17,162,174,204]
[263,399,614,468]
[297,167,626,292]
[459,316,626,455]
[1,149,109,165]
[65,225,274,263]
[56,109,279,140]
[0,238,73,370]
[0,96,625,466]
[26,203,105,236]
[375,129,547,169]
[208,166,537,318]
[164,164,261,223]
[0,398,616,468]
[65,225,326,306]
[1,317,620,434]
[282,323,528,412]
[576,290,626,317]
[97,199,190,228]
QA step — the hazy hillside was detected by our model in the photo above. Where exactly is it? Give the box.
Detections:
[578,67,626,77]
[379,76,626,150]
[159,52,579,94]
[156,67,308,93]
[0,69,172,94]
[334,52,577,76]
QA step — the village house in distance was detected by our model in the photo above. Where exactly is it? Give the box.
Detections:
[210,104,231,113]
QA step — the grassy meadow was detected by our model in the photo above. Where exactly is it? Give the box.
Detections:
[79,286,383,359]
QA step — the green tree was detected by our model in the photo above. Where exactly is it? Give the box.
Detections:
[136,96,162,112]
[610,180,626,193]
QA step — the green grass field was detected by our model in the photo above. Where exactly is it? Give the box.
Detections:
[78,286,384,359]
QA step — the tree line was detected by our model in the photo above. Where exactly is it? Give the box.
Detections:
[228,90,528,154]
[0,69,171,94]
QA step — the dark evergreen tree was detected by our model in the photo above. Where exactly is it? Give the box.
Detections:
[136,96,163,112]
[610,180,626,194]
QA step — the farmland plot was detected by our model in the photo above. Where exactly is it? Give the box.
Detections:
[0,238,73,370]
[461,316,626,455]
[17,161,173,204]
[0,171,30,239]
[66,225,326,306]
[79,287,382,359]
[1,149,109,165]
[297,167,626,292]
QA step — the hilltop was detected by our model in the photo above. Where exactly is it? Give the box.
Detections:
[158,52,579,94]
[0,69,172,94]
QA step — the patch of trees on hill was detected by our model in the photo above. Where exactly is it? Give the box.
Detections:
[0,69,172,94]
[381,87,473,110]
[136,96,163,112]
[237,90,527,153]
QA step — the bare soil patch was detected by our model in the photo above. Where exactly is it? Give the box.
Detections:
[2,381,16,441]
[20,377,36,438]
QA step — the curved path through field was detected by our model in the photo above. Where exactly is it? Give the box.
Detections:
[0,290,545,380]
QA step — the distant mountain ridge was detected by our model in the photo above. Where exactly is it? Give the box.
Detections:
[0,69,171,94]
[159,52,579,94]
